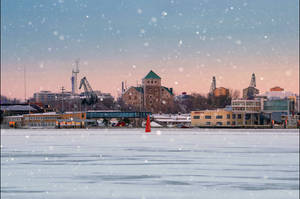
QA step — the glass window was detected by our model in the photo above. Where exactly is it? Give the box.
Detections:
[227,114,230,119]
[205,115,211,119]
[216,122,222,126]
[216,115,222,119]
[232,114,236,119]
[193,116,200,119]
[227,121,230,125]
[238,114,242,119]
[206,122,211,125]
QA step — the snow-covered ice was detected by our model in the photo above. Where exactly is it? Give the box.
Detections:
[1,129,299,199]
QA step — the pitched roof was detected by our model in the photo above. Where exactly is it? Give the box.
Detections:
[144,70,161,79]
[162,86,174,95]
[134,87,144,93]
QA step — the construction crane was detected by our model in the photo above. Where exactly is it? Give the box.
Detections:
[79,77,98,105]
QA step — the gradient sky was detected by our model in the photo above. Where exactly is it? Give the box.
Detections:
[1,0,299,100]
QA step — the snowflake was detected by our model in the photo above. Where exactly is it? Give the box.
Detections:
[161,11,168,17]
[151,17,157,23]
[137,8,142,14]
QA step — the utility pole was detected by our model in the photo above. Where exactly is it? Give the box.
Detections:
[61,86,65,113]
[24,65,27,103]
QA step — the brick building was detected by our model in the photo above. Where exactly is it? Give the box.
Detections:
[122,70,174,113]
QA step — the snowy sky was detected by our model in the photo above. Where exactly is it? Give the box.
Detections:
[1,0,299,100]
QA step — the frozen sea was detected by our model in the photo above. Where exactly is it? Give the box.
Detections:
[1,128,299,199]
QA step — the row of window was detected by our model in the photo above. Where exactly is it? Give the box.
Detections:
[25,116,58,120]
[193,114,242,120]
[205,121,238,126]
[147,80,158,84]
[28,122,56,126]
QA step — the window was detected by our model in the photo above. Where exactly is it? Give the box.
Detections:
[149,100,152,104]
[205,115,211,119]
[154,81,157,83]
[147,81,149,83]
[129,96,131,100]
[134,96,137,100]
[232,114,236,119]
[193,116,200,119]
[206,122,211,125]
[216,115,222,119]
[151,80,153,84]
[232,121,236,125]
[216,122,222,126]
[227,121,230,125]
[238,114,242,119]
[227,114,230,119]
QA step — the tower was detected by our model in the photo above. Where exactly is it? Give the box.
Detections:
[250,73,256,87]
[71,59,80,94]
[209,76,216,94]
[142,70,161,112]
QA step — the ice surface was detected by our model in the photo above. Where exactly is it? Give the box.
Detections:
[1,129,299,199]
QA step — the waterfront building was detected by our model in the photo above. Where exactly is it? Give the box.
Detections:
[191,109,246,127]
[2,112,87,128]
[231,99,263,112]
[231,99,263,125]
[122,70,174,113]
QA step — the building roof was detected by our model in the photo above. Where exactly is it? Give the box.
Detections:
[162,87,173,95]
[144,70,161,79]
[1,105,37,112]
[134,87,144,93]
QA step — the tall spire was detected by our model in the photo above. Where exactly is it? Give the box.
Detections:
[209,76,216,94]
[250,73,256,87]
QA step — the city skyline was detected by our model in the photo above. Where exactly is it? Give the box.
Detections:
[1,0,299,100]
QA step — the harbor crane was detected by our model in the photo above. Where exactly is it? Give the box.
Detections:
[79,77,98,105]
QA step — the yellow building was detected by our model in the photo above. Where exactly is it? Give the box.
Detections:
[191,109,245,127]
[23,112,60,127]
[23,112,86,128]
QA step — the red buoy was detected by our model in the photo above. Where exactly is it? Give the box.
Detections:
[145,115,151,133]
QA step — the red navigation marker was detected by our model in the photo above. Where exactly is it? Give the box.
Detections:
[145,115,151,133]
